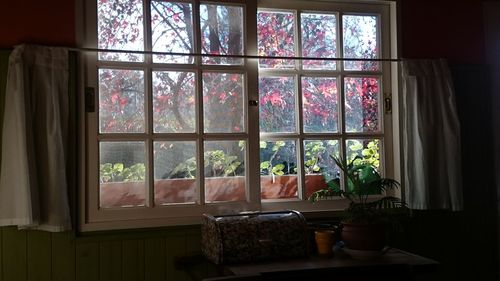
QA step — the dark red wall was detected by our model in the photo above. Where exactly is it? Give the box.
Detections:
[0,0,75,48]
[0,0,486,64]
[400,0,485,64]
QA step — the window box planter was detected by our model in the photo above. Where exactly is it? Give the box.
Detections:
[100,174,328,208]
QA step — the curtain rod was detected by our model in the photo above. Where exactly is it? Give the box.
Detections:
[66,46,402,62]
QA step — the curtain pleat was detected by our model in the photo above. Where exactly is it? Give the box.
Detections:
[0,44,71,231]
[401,59,463,211]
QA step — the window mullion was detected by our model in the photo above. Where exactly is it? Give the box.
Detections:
[192,1,205,205]
[296,73,307,200]
[144,0,153,61]
[145,68,154,208]
[245,0,261,206]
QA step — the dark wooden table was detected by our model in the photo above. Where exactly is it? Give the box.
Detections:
[176,248,439,281]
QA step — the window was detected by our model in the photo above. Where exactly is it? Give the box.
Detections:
[81,0,397,231]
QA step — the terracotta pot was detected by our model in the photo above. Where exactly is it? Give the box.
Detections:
[304,174,328,198]
[314,230,335,257]
[341,223,386,251]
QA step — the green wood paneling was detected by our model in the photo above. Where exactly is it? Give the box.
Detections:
[2,227,27,281]
[0,228,2,281]
[27,231,51,281]
[52,232,76,281]
[186,230,201,253]
[76,242,99,281]
[166,235,187,281]
[0,226,202,281]
[122,239,144,281]
[144,237,166,281]
[99,241,123,281]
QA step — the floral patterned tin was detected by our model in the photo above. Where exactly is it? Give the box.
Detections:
[201,210,309,264]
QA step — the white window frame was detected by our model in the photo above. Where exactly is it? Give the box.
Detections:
[79,0,399,231]
[257,0,399,214]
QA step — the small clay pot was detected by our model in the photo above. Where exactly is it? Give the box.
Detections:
[314,230,335,257]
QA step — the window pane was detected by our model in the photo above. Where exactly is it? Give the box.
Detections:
[303,140,339,197]
[200,4,244,65]
[342,15,379,71]
[345,139,381,195]
[259,76,296,133]
[344,77,380,133]
[98,0,144,62]
[153,71,195,133]
[260,140,298,199]
[204,141,246,203]
[257,10,295,69]
[203,73,245,133]
[301,13,337,70]
[100,142,146,208]
[154,141,196,205]
[346,139,380,170]
[302,77,339,133]
[99,69,145,133]
[151,1,194,63]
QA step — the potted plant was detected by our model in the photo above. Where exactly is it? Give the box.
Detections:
[309,155,406,252]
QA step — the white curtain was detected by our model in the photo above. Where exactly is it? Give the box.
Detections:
[401,59,463,211]
[0,44,71,231]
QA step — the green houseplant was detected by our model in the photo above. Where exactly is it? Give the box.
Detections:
[309,155,406,251]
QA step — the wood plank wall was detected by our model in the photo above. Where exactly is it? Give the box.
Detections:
[0,50,203,281]
[0,226,201,281]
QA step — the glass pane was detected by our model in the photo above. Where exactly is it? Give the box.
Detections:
[344,77,380,133]
[203,73,245,133]
[154,141,196,205]
[153,71,195,133]
[260,140,298,199]
[346,139,381,170]
[200,4,244,65]
[342,15,379,71]
[346,139,381,195]
[204,141,246,203]
[257,10,295,69]
[259,76,296,133]
[98,0,144,62]
[301,13,337,70]
[303,140,339,197]
[99,69,145,133]
[302,77,339,133]
[151,1,194,63]
[99,142,146,208]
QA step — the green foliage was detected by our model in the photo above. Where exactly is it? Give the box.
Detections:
[347,140,380,168]
[100,163,146,183]
[204,150,242,177]
[309,155,406,224]
[169,149,243,178]
[168,157,197,179]
[259,141,286,175]
[303,141,326,174]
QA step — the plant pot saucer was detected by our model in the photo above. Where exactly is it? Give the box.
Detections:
[342,246,390,260]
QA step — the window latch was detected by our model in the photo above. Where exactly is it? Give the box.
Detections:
[249,100,259,107]
[85,87,96,113]
[384,96,392,114]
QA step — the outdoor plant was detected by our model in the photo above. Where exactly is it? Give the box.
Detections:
[203,150,243,177]
[309,155,405,224]
[259,141,287,176]
[100,163,146,183]
[168,149,243,179]
[347,140,380,168]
